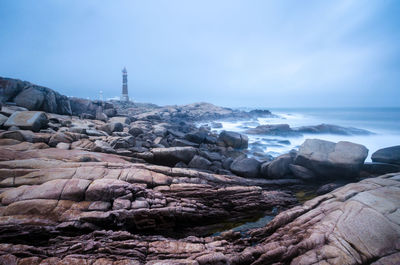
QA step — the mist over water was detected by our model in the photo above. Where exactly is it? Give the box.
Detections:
[212,107,400,161]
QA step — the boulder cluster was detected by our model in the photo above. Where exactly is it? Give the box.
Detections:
[0,77,399,264]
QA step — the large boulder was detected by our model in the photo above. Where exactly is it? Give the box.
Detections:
[230,157,260,178]
[267,153,295,179]
[371,145,400,165]
[152,146,197,166]
[294,139,368,179]
[188,155,212,170]
[13,87,45,110]
[4,111,48,132]
[217,131,248,149]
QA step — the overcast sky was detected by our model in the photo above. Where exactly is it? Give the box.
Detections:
[1,0,399,107]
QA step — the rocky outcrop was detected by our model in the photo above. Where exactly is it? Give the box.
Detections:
[0,77,72,115]
[294,139,369,179]
[245,123,371,136]
[242,173,400,265]
[372,145,400,165]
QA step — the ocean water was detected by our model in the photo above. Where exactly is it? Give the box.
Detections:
[212,108,400,161]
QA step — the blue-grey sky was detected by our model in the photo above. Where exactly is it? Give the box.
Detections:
[1,0,399,107]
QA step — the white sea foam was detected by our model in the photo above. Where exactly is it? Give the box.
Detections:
[205,108,400,161]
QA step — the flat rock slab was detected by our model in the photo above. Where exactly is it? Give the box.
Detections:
[4,111,48,132]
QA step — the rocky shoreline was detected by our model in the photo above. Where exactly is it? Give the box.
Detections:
[0,77,399,264]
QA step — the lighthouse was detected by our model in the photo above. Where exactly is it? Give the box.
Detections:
[121,67,129,102]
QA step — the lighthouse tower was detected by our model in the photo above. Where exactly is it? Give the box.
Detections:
[121,67,129,102]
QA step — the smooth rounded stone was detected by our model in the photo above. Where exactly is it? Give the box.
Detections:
[4,111,48,132]
[217,130,248,149]
[289,164,316,180]
[294,139,369,179]
[152,146,197,165]
[371,145,400,165]
[188,155,212,170]
[361,162,400,176]
[0,105,29,117]
[56,142,70,150]
[129,127,144,137]
[267,153,294,179]
[230,157,260,178]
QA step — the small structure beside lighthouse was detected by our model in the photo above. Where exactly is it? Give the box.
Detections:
[121,67,129,102]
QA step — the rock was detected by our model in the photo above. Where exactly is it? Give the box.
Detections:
[222,157,233,170]
[316,182,341,195]
[171,138,199,147]
[0,113,8,126]
[48,132,73,147]
[0,105,29,116]
[295,139,369,179]
[4,111,48,132]
[245,124,301,137]
[230,157,260,178]
[362,162,400,176]
[0,77,72,115]
[129,127,144,137]
[56,142,70,150]
[109,116,131,124]
[96,111,108,122]
[267,153,294,178]
[243,174,400,265]
[371,145,400,165]
[288,164,316,180]
[103,108,117,117]
[188,155,212,170]
[92,140,115,153]
[13,87,45,110]
[259,161,270,178]
[296,123,372,135]
[217,131,248,149]
[185,131,208,144]
[108,122,124,133]
[152,147,197,165]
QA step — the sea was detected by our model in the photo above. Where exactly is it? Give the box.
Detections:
[208,107,400,161]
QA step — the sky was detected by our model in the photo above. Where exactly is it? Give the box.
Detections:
[0,0,399,108]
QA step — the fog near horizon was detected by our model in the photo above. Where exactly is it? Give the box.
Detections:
[0,0,399,108]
